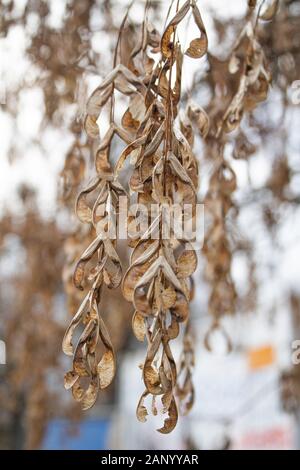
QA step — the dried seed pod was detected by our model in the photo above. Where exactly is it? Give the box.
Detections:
[176,322,195,415]
[259,0,279,22]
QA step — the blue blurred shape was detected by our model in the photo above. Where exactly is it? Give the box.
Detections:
[42,418,110,450]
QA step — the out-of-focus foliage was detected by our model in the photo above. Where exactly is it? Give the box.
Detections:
[0,187,69,449]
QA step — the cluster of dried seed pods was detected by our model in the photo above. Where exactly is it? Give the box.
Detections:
[62,0,278,432]
[118,0,206,433]
[63,0,207,432]
[202,2,275,343]
[62,13,133,408]
[61,139,128,406]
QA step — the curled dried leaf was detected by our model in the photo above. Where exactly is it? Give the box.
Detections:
[161,286,177,310]
[143,364,162,395]
[161,390,173,413]
[76,176,102,224]
[86,84,113,121]
[157,397,178,434]
[72,381,85,402]
[171,292,189,322]
[122,253,156,303]
[82,376,99,410]
[168,152,196,192]
[73,319,98,376]
[62,293,90,356]
[132,311,146,342]
[64,371,79,390]
[136,391,149,423]
[161,0,190,58]
[115,134,148,175]
[259,0,279,21]
[73,236,103,290]
[122,94,146,132]
[98,349,116,389]
[177,248,198,279]
[185,1,208,59]
[102,239,122,289]
[167,314,180,339]
[84,115,99,139]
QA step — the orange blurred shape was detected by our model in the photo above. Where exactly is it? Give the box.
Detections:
[248,345,276,370]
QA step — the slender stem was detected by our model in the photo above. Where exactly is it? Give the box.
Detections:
[110,1,134,123]
[254,0,267,33]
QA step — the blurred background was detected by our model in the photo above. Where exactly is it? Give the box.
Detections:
[1,0,300,450]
